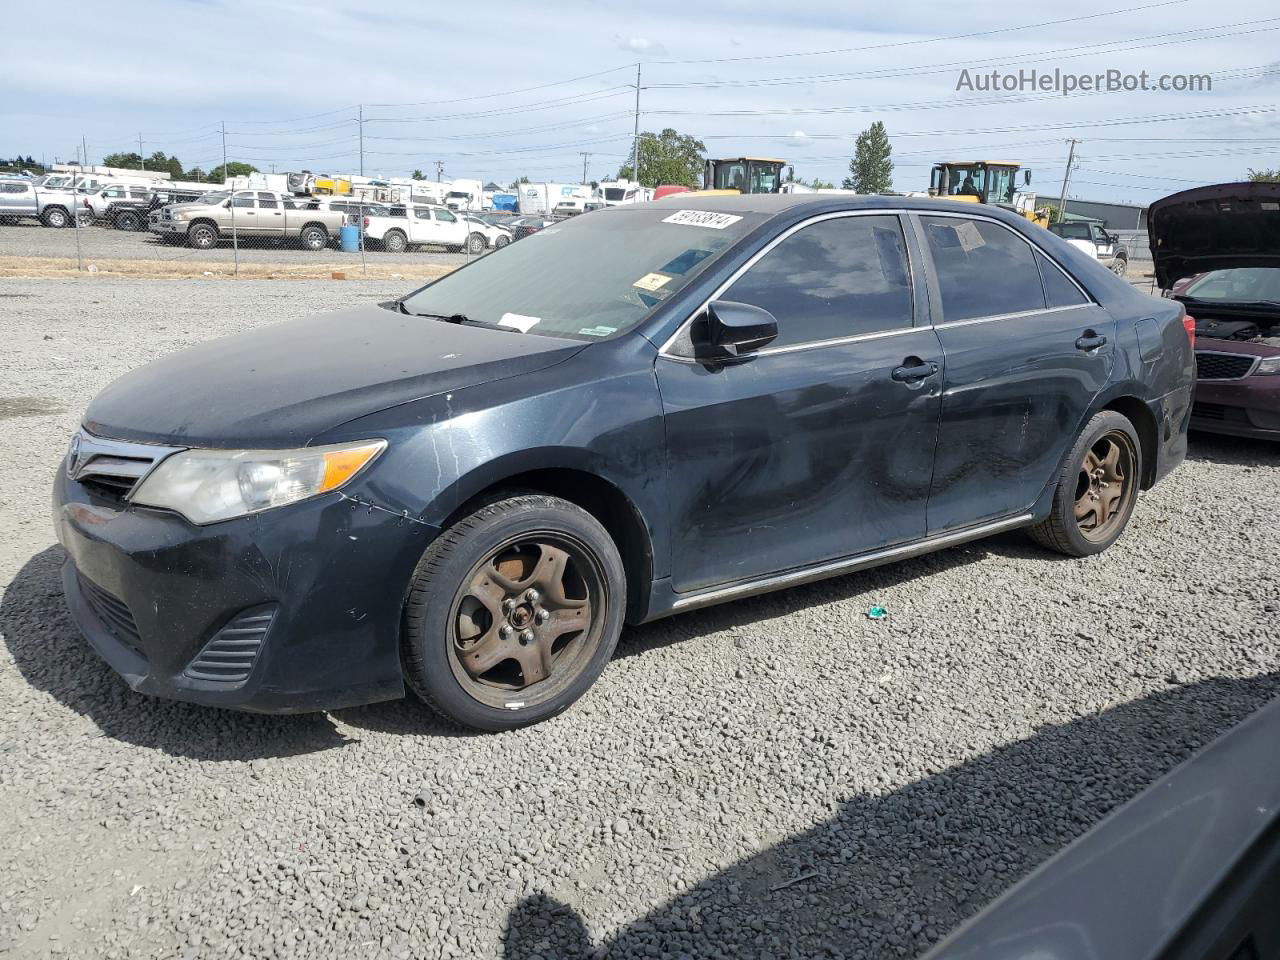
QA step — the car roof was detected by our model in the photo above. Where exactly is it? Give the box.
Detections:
[636,191,1036,225]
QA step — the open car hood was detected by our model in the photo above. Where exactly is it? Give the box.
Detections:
[1148,181,1280,289]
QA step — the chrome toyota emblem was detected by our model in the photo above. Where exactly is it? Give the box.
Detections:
[66,433,82,478]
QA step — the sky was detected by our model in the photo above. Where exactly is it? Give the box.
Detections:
[2,0,1278,206]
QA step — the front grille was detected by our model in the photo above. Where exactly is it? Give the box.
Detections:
[1196,352,1257,381]
[78,574,144,657]
[183,606,276,684]
[66,431,184,503]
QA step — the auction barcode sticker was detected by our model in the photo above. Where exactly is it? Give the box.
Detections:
[662,210,743,229]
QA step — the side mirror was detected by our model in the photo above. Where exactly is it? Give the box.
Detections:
[1023,169,1032,185]
[222,199,231,208]
[705,300,778,356]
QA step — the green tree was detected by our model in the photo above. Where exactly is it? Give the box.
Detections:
[618,128,706,188]
[1247,167,1280,182]
[186,167,208,182]
[843,121,893,194]
[207,162,259,183]
[102,151,143,170]
[412,169,425,180]
[508,176,530,189]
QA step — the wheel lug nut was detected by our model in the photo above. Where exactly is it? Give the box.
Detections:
[499,625,512,639]
[519,629,534,644]
[501,598,515,613]
[535,609,550,624]
[524,589,540,603]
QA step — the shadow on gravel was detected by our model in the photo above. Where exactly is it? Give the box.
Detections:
[499,671,1280,960]
[2,546,350,761]
[1187,432,1280,468]
[616,531,1061,663]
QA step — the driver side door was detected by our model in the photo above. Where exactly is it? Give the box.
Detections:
[656,212,943,594]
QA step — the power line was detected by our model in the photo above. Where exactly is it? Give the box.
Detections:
[364,64,636,107]
[655,0,1190,64]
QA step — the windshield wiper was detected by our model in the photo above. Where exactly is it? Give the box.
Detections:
[403,308,519,332]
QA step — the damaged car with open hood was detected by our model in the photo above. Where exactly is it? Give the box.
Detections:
[54,194,1193,731]
[1149,181,1280,441]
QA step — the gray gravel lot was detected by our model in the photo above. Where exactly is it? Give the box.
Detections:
[1,276,1277,960]
[0,221,472,268]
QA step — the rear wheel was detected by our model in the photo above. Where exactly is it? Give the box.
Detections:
[1110,257,1128,277]
[467,232,486,254]
[187,222,218,249]
[401,494,625,731]
[383,229,407,253]
[42,207,69,228]
[1028,411,1141,557]
[494,234,510,248]
[300,225,328,250]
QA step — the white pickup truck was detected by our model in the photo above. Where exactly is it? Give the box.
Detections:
[149,190,349,250]
[362,204,488,254]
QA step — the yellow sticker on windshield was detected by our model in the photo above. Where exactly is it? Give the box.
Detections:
[633,272,671,292]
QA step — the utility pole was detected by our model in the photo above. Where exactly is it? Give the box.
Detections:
[435,160,444,182]
[81,135,89,169]
[631,63,641,185]
[222,121,238,277]
[580,152,591,184]
[139,132,145,172]
[358,104,364,177]
[1056,138,1078,224]
[71,153,82,272]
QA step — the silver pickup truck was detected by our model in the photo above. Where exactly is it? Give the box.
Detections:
[149,190,349,250]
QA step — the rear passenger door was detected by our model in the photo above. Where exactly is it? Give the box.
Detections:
[917,213,1115,532]
[256,192,285,235]
[657,213,943,593]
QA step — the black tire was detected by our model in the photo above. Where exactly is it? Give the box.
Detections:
[383,229,407,254]
[300,224,328,251]
[494,234,510,248]
[401,494,625,731]
[187,222,218,249]
[1110,257,1128,277]
[466,232,486,255]
[114,210,142,231]
[42,207,70,229]
[1028,410,1142,557]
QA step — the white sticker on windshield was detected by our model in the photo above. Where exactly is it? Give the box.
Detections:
[633,272,671,292]
[577,325,617,337]
[662,210,743,230]
[498,313,541,333]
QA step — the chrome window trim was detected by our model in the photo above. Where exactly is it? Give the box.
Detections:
[916,207,1093,305]
[657,208,917,360]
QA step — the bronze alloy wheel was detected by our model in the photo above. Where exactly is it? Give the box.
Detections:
[447,532,606,708]
[1073,429,1137,542]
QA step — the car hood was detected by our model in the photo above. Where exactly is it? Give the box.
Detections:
[1148,181,1280,288]
[85,305,586,447]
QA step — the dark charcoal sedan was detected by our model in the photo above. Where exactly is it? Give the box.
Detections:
[54,195,1193,730]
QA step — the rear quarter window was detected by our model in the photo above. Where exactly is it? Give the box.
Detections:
[922,216,1047,321]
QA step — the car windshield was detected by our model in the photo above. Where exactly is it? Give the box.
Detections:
[1183,268,1280,303]
[401,206,764,340]
[196,192,227,204]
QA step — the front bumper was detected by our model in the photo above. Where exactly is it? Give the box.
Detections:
[1190,375,1280,441]
[150,221,186,235]
[53,468,438,713]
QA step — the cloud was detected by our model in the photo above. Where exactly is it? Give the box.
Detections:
[614,35,668,56]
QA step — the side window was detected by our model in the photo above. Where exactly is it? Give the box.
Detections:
[105,186,125,198]
[1036,251,1088,308]
[258,192,278,209]
[1,182,27,194]
[436,209,456,223]
[721,215,914,348]
[414,207,432,220]
[921,216,1046,321]
[232,193,255,208]
[129,188,150,199]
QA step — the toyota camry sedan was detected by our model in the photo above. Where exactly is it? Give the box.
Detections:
[53,195,1193,730]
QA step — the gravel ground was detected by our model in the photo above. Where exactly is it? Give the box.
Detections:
[0,222,471,269]
[1,276,1278,960]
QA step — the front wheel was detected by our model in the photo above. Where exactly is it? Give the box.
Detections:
[1110,258,1128,277]
[382,229,407,254]
[466,232,486,254]
[1028,411,1141,557]
[187,222,218,249]
[494,234,510,248]
[401,494,625,731]
[42,207,69,228]
[115,210,142,231]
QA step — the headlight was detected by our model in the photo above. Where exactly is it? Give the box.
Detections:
[171,211,187,221]
[131,440,386,524]
[1253,356,1280,376]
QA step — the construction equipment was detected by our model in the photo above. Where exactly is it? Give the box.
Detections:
[702,157,786,195]
[926,161,1049,226]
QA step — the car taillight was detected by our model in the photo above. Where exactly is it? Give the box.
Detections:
[1183,313,1195,349]
[362,216,369,228]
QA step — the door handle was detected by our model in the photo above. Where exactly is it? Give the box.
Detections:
[1075,332,1107,351]
[890,358,939,382]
